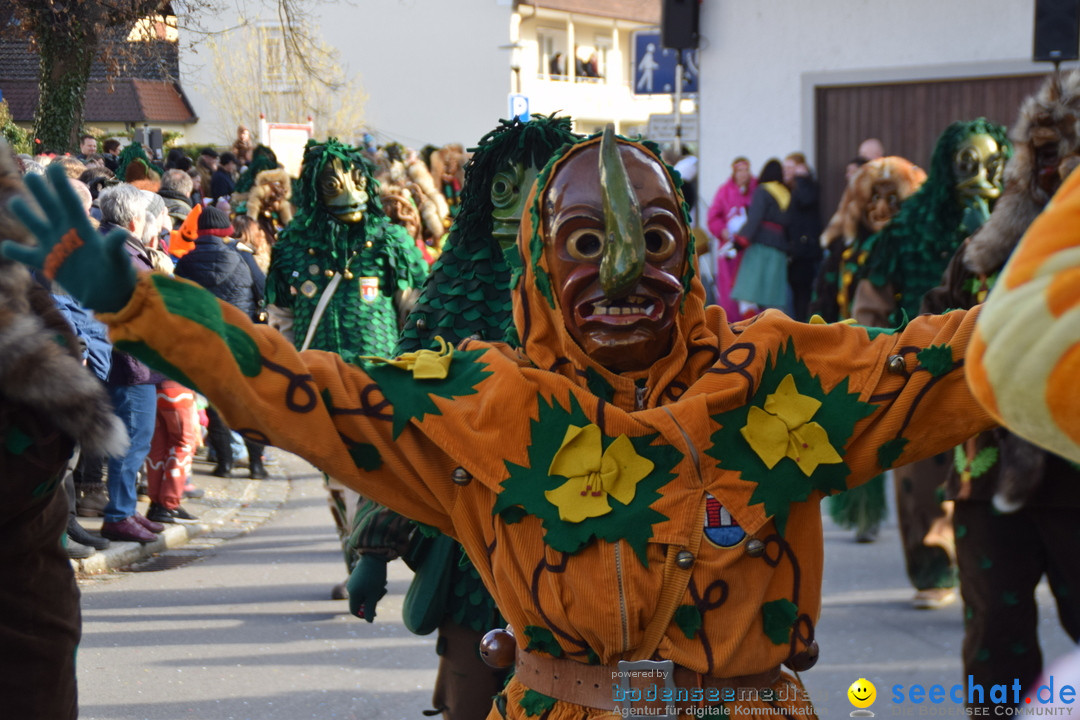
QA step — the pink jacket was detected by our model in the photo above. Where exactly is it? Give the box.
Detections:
[706,176,757,240]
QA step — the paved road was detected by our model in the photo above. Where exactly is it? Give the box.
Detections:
[76,457,1076,719]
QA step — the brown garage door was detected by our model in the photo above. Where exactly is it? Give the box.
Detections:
[815,73,1048,223]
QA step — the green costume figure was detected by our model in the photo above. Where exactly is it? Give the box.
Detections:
[267,139,429,362]
[265,138,428,582]
[345,115,581,720]
[833,119,1010,607]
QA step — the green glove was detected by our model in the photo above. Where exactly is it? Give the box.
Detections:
[1,163,136,313]
[347,554,388,623]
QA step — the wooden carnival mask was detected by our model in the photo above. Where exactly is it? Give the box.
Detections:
[318,157,370,224]
[541,127,688,373]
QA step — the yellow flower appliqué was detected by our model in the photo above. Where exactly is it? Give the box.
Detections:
[361,336,454,380]
[545,424,654,523]
[740,374,843,476]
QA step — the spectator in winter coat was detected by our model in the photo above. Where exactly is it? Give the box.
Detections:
[783,152,823,322]
[96,183,167,543]
[174,206,267,479]
[706,156,757,320]
[210,152,237,205]
[730,159,790,314]
[159,169,194,229]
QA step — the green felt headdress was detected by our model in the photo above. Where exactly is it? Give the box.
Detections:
[284,138,385,242]
[115,142,162,181]
[395,114,580,354]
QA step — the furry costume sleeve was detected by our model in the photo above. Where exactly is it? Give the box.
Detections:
[968,166,1080,463]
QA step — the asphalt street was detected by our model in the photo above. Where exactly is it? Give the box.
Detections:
[75,455,1077,720]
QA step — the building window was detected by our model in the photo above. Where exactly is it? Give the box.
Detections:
[262,26,287,88]
[537,28,567,80]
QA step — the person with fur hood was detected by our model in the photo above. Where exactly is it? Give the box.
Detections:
[0,141,128,719]
[922,70,1080,705]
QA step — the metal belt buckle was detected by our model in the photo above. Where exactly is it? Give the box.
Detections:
[614,659,677,718]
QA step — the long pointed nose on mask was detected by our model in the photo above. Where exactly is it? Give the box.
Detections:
[599,124,646,298]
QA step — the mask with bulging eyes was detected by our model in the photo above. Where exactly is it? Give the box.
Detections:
[319,158,370,223]
[953,134,1005,201]
[541,128,688,374]
[490,162,539,251]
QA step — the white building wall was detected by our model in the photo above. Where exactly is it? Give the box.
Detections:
[696,0,1046,218]
[180,0,512,149]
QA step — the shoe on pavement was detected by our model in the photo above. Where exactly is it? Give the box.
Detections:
[211,463,233,478]
[101,516,158,543]
[66,538,95,559]
[912,587,957,610]
[183,485,205,499]
[76,485,108,517]
[147,502,200,524]
[331,581,349,600]
[67,516,110,551]
[249,458,268,479]
[132,512,165,534]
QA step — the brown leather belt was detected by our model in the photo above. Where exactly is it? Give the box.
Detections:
[515,649,782,712]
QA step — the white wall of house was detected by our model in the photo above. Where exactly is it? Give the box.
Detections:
[695,0,1053,219]
[179,0,512,149]
[514,9,673,136]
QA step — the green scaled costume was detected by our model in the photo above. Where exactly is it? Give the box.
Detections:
[854,118,1011,327]
[830,119,1011,556]
[266,139,429,363]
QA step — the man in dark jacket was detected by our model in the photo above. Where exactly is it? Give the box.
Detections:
[174,206,266,477]
[96,183,167,543]
[783,152,823,322]
[209,152,237,205]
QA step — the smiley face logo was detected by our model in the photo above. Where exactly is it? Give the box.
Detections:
[847,678,877,716]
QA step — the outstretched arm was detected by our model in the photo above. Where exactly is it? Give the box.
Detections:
[967,167,1080,462]
[4,162,459,533]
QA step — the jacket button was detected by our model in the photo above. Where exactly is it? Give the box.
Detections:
[887,355,906,374]
[745,538,765,557]
[451,467,472,485]
[675,550,694,569]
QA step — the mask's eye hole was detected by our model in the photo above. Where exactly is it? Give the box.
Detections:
[566,228,603,260]
[320,174,343,197]
[645,226,677,261]
[491,171,517,208]
[352,168,367,187]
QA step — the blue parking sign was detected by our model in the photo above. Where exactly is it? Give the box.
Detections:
[633,32,698,95]
[508,93,530,122]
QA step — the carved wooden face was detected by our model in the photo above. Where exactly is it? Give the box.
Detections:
[318,158,369,224]
[541,141,688,373]
[490,160,540,251]
[953,133,1005,201]
[864,178,903,232]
